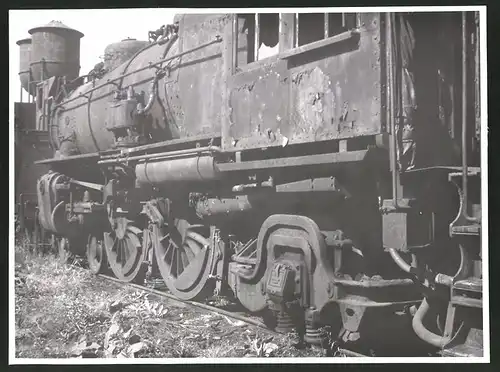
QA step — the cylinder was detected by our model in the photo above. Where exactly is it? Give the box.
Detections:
[16,37,36,96]
[28,20,84,82]
[103,38,150,72]
[135,155,220,186]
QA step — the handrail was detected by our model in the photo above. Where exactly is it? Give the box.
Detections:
[52,36,222,111]
[461,12,480,223]
[98,146,222,165]
[279,29,360,60]
[387,13,400,210]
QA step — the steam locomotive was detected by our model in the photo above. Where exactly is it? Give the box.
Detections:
[14,11,483,357]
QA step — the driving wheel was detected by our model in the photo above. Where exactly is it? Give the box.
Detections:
[57,236,73,265]
[87,232,108,275]
[103,217,146,283]
[153,218,215,300]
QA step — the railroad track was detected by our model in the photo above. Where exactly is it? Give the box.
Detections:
[97,273,367,358]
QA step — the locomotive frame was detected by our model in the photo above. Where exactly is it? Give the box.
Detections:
[14,10,485,357]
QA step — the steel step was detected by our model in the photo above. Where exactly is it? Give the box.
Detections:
[441,328,483,357]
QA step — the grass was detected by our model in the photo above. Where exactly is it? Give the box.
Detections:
[14,243,337,359]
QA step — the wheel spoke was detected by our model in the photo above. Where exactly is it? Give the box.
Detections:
[169,250,177,277]
[180,249,189,270]
[117,241,122,264]
[103,217,145,283]
[153,217,215,300]
[96,243,102,261]
[184,240,197,260]
[122,235,138,274]
[111,237,118,252]
[120,241,126,265]
[114,241,119,262]
[128,232,141,248]
[122,240,129,266]
[176,248,183,275]
[163,241,173,262]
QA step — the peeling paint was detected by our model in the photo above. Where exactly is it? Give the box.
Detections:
[295,67,335,135]
[225,13,382,151]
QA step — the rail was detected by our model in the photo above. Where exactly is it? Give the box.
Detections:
[98,274,368,358]
[98,274,272,331]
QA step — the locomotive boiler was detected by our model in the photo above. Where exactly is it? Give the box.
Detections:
[15,11,483,357]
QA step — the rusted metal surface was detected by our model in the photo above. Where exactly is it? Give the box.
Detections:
[227,60,289,149]
[53,35,180,155]
[221,17,235,149]
[195,196,254,217]
[175,14,229,139]
[238,214,335,312]
[193,191,291,218]
[53,30,222,157]
[216,149,369,172]
[135,155,220,186]
[224,13,383,152]
[17,13,484,356]
[28,21,84,82]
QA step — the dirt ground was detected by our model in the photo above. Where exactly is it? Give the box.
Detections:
[14,246,344,359]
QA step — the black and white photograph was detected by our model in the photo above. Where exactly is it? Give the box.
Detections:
[9,6,488,363]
